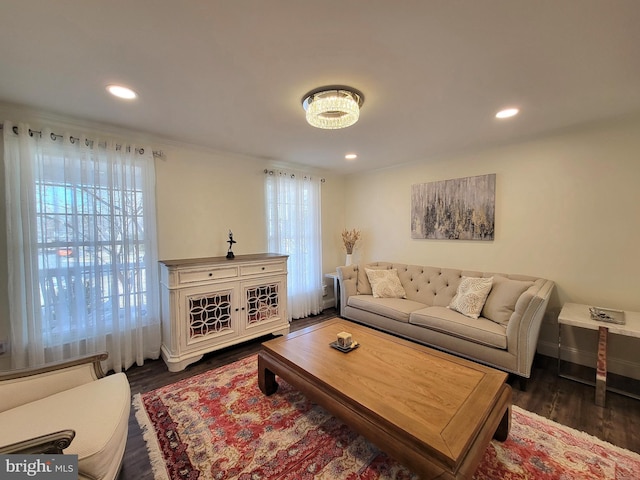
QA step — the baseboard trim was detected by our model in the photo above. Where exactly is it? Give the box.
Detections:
[537,339,640,381]
[322,298,336,310]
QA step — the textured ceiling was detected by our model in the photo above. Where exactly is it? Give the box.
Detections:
[1,1,639,174]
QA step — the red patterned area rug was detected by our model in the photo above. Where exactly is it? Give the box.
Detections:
[134,355,640,479]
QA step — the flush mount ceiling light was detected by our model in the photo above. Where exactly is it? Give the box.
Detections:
[106,84,138,100]
[302,86,364,129]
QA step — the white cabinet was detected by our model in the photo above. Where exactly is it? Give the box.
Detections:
[159,254,289,372]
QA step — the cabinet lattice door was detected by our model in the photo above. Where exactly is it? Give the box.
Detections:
[246,283,280,325]
[188,292,233,339]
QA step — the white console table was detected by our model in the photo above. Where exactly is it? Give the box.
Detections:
[159,253,290,372]
[558,302,640,406]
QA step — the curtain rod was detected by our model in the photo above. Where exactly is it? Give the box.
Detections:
[0,123,164,158]
[264,169,326,183]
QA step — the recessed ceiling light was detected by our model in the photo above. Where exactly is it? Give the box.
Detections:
[345,153,358,160]
[106,84,138,100]
[496,108,519,119]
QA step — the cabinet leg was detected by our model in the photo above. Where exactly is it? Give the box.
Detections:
[258,352,278,395]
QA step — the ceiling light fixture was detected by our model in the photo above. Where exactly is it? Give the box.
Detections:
[302,86,364,129]
[496,107,519,119]
[106,84,138,100]
[345,153,358,160]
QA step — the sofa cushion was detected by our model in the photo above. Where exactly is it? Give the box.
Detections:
[482,276,535,325]
[365,268,407,298]
[410,306,507,349]
[0,373,130,479]
[348,295,427,323]
[448,276,493,319]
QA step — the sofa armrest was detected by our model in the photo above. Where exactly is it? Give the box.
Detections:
[506,279,555,377]
[0,430,75,455]
[0,353,108,381]
[337,265,359,317]
[0,353,108,413]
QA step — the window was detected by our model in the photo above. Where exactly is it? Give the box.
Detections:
[265,170,323,319]
[36,172,148,342]
[4,123,161,371]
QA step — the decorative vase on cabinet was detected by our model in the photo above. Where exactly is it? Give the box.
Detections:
[159,253,289,372]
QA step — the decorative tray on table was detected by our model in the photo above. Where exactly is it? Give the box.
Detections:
[589,306,626,325]
[329,340,360,353]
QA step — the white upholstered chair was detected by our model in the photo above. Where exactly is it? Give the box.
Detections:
[0,353,130,480]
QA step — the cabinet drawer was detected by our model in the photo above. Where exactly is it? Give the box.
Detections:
[240,262,285,276]
[178,267,238,284]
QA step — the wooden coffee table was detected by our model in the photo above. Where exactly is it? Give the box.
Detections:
[258,318,511,480]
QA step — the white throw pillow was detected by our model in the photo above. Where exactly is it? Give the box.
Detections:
[365,268,407,299]
[448,276,493,319]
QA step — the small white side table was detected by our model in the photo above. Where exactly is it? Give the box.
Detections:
[325,272,339,310]
[558,302,640,406]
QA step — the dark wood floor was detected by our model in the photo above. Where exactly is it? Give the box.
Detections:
[119,309,640,479]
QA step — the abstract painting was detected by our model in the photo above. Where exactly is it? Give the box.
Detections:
[411,174,495,240]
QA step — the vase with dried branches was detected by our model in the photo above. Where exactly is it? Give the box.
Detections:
[341,228,361,266]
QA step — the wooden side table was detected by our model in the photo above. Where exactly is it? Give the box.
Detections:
[558,302,640,406]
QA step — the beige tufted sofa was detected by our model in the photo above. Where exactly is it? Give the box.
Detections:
[337,262,554,383]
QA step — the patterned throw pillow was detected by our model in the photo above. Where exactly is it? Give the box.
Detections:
[448,276,494,319]
[365,268,407,299]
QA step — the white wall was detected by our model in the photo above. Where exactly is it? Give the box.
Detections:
[154,145,272,260]
[344,116,640,379]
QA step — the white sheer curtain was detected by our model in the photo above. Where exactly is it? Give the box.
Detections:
[3,121,161,372]
[265,169,323,319]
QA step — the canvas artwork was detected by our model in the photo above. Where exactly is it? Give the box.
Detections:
[411,173,495,240]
